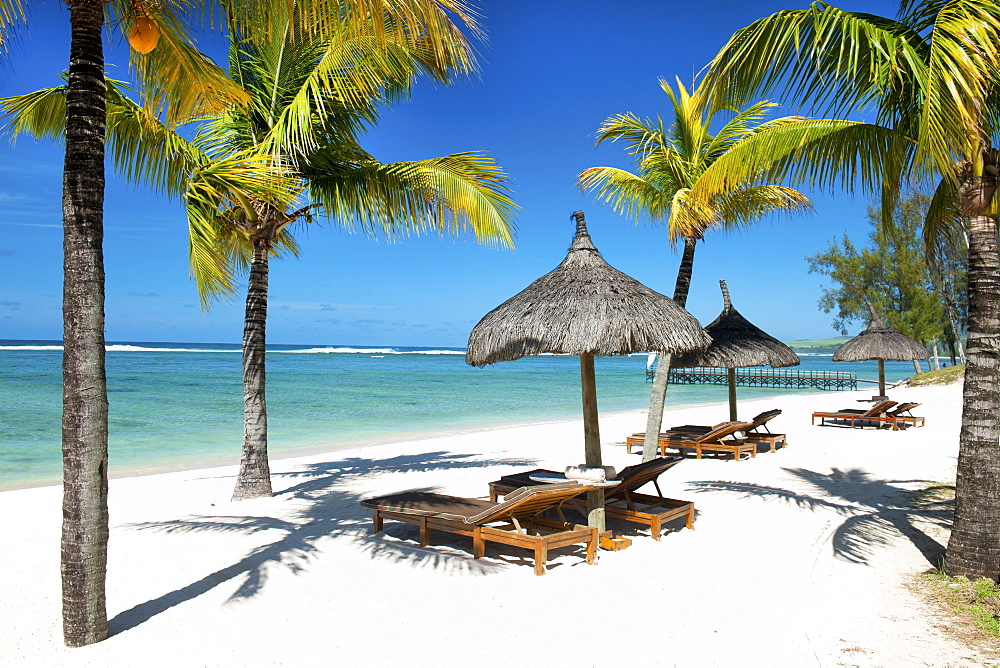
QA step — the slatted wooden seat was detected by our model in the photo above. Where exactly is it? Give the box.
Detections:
[669,409,788,452]
[837,401,924,428]
[626,422,756,460]
[811,399,899,430]
[361,482,599,576]
[888,402,925,427]
[488,457,694,540]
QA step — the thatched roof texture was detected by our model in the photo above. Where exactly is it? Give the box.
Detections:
[672,280,800,369]
[832,304,929,362]
[466,212,710,366]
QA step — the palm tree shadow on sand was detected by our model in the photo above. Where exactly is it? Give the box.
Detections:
[687,467,953,566]
[108,450,537,636]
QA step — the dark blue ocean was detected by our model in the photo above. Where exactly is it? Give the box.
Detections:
[0,339,924,489]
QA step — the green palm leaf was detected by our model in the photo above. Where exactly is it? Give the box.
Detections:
[307,151,516,247]
[0,0,23,50]
[107,1,251,126]
[579,78,814,243]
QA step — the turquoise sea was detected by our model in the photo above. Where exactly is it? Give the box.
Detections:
[0,339,925,490]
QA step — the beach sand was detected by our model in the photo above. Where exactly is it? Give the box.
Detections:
[1,383,986,667]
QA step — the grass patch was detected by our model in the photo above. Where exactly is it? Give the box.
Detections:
[910,483,956,506]
[908,364,966,387]
[921,571,1000,638]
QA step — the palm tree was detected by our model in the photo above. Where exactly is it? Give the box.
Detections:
[5,6,516,502]
[202,11,515,501]
[578,78,849,461]
[11,0,246,647]
[701,0,1000,582]
[1,0,499,646]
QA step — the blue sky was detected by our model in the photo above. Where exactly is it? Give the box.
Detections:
[0,0,898,347]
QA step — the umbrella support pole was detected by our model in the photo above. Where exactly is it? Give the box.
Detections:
[580,353,606,533]
[587,489,606,532]
[727,368,738,421]
[877,360,886,399]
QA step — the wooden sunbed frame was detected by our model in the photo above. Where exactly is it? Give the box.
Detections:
[625,422,757,460]
[811,399,900,430]
[361,482,600,576]
[488,457,694,540]
[670,409,788,452]
[837,402,925,428]
[887,402,925,428]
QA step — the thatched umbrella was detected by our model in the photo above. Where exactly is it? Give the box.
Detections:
[832,304,929,398]
[673,280,800,421]
[467,211,709,532]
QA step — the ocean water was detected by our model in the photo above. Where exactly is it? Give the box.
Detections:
[0,339,925,490]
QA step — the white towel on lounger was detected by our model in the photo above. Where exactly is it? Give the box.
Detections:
[564,465,616,482]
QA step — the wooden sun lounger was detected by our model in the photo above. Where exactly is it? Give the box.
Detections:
[835,402,925,428]
[360,482,599,576]
[811,399,899,430]
[669,409,788,452]
[626,422,756,460]
[888,402,925,428]
[487,457,694,540]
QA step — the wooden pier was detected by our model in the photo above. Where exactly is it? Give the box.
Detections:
[648,366,861,391]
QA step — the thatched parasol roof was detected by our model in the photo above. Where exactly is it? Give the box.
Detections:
[466,212,710,366]
[672,280,800,369]
[832,305,929,362]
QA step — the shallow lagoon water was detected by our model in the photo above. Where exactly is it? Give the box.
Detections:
[0,340,924,489]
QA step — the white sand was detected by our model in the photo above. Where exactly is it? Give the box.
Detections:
[1,383,987,667]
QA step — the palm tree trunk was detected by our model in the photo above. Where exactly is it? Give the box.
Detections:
[61,0,108,648]
[945,213,1000,581]
[232,235,273,501]
[672,236,697,307]
[642,236,697,462]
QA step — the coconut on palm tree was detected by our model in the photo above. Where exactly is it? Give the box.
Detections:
[701,0,1000,582]
[577,78,857,461]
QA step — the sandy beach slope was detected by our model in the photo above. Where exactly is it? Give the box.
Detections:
[1,383,986,666]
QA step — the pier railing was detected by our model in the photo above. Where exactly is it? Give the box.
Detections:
[650,366,860,391]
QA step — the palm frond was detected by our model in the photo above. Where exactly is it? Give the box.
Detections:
[580,77,818,243]
[108,0,250,126]
[0,79,211,197]
[703,99,781,157]
[917,1,1000,171]
[0,84,67,141]
[712,185,813,229]
[923,175,965,257]
[105,80,208,196]
[695,119,906,196]
[307,151,516,248]
[593,112,668,158]
[577,166,670,224]
[184,148,303,306]
[187,209,248,307]
[703,3,928,118]
[252,34,417,157]
[0,0,24,52]
[666,187,721,241]
[225,0,479,76]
